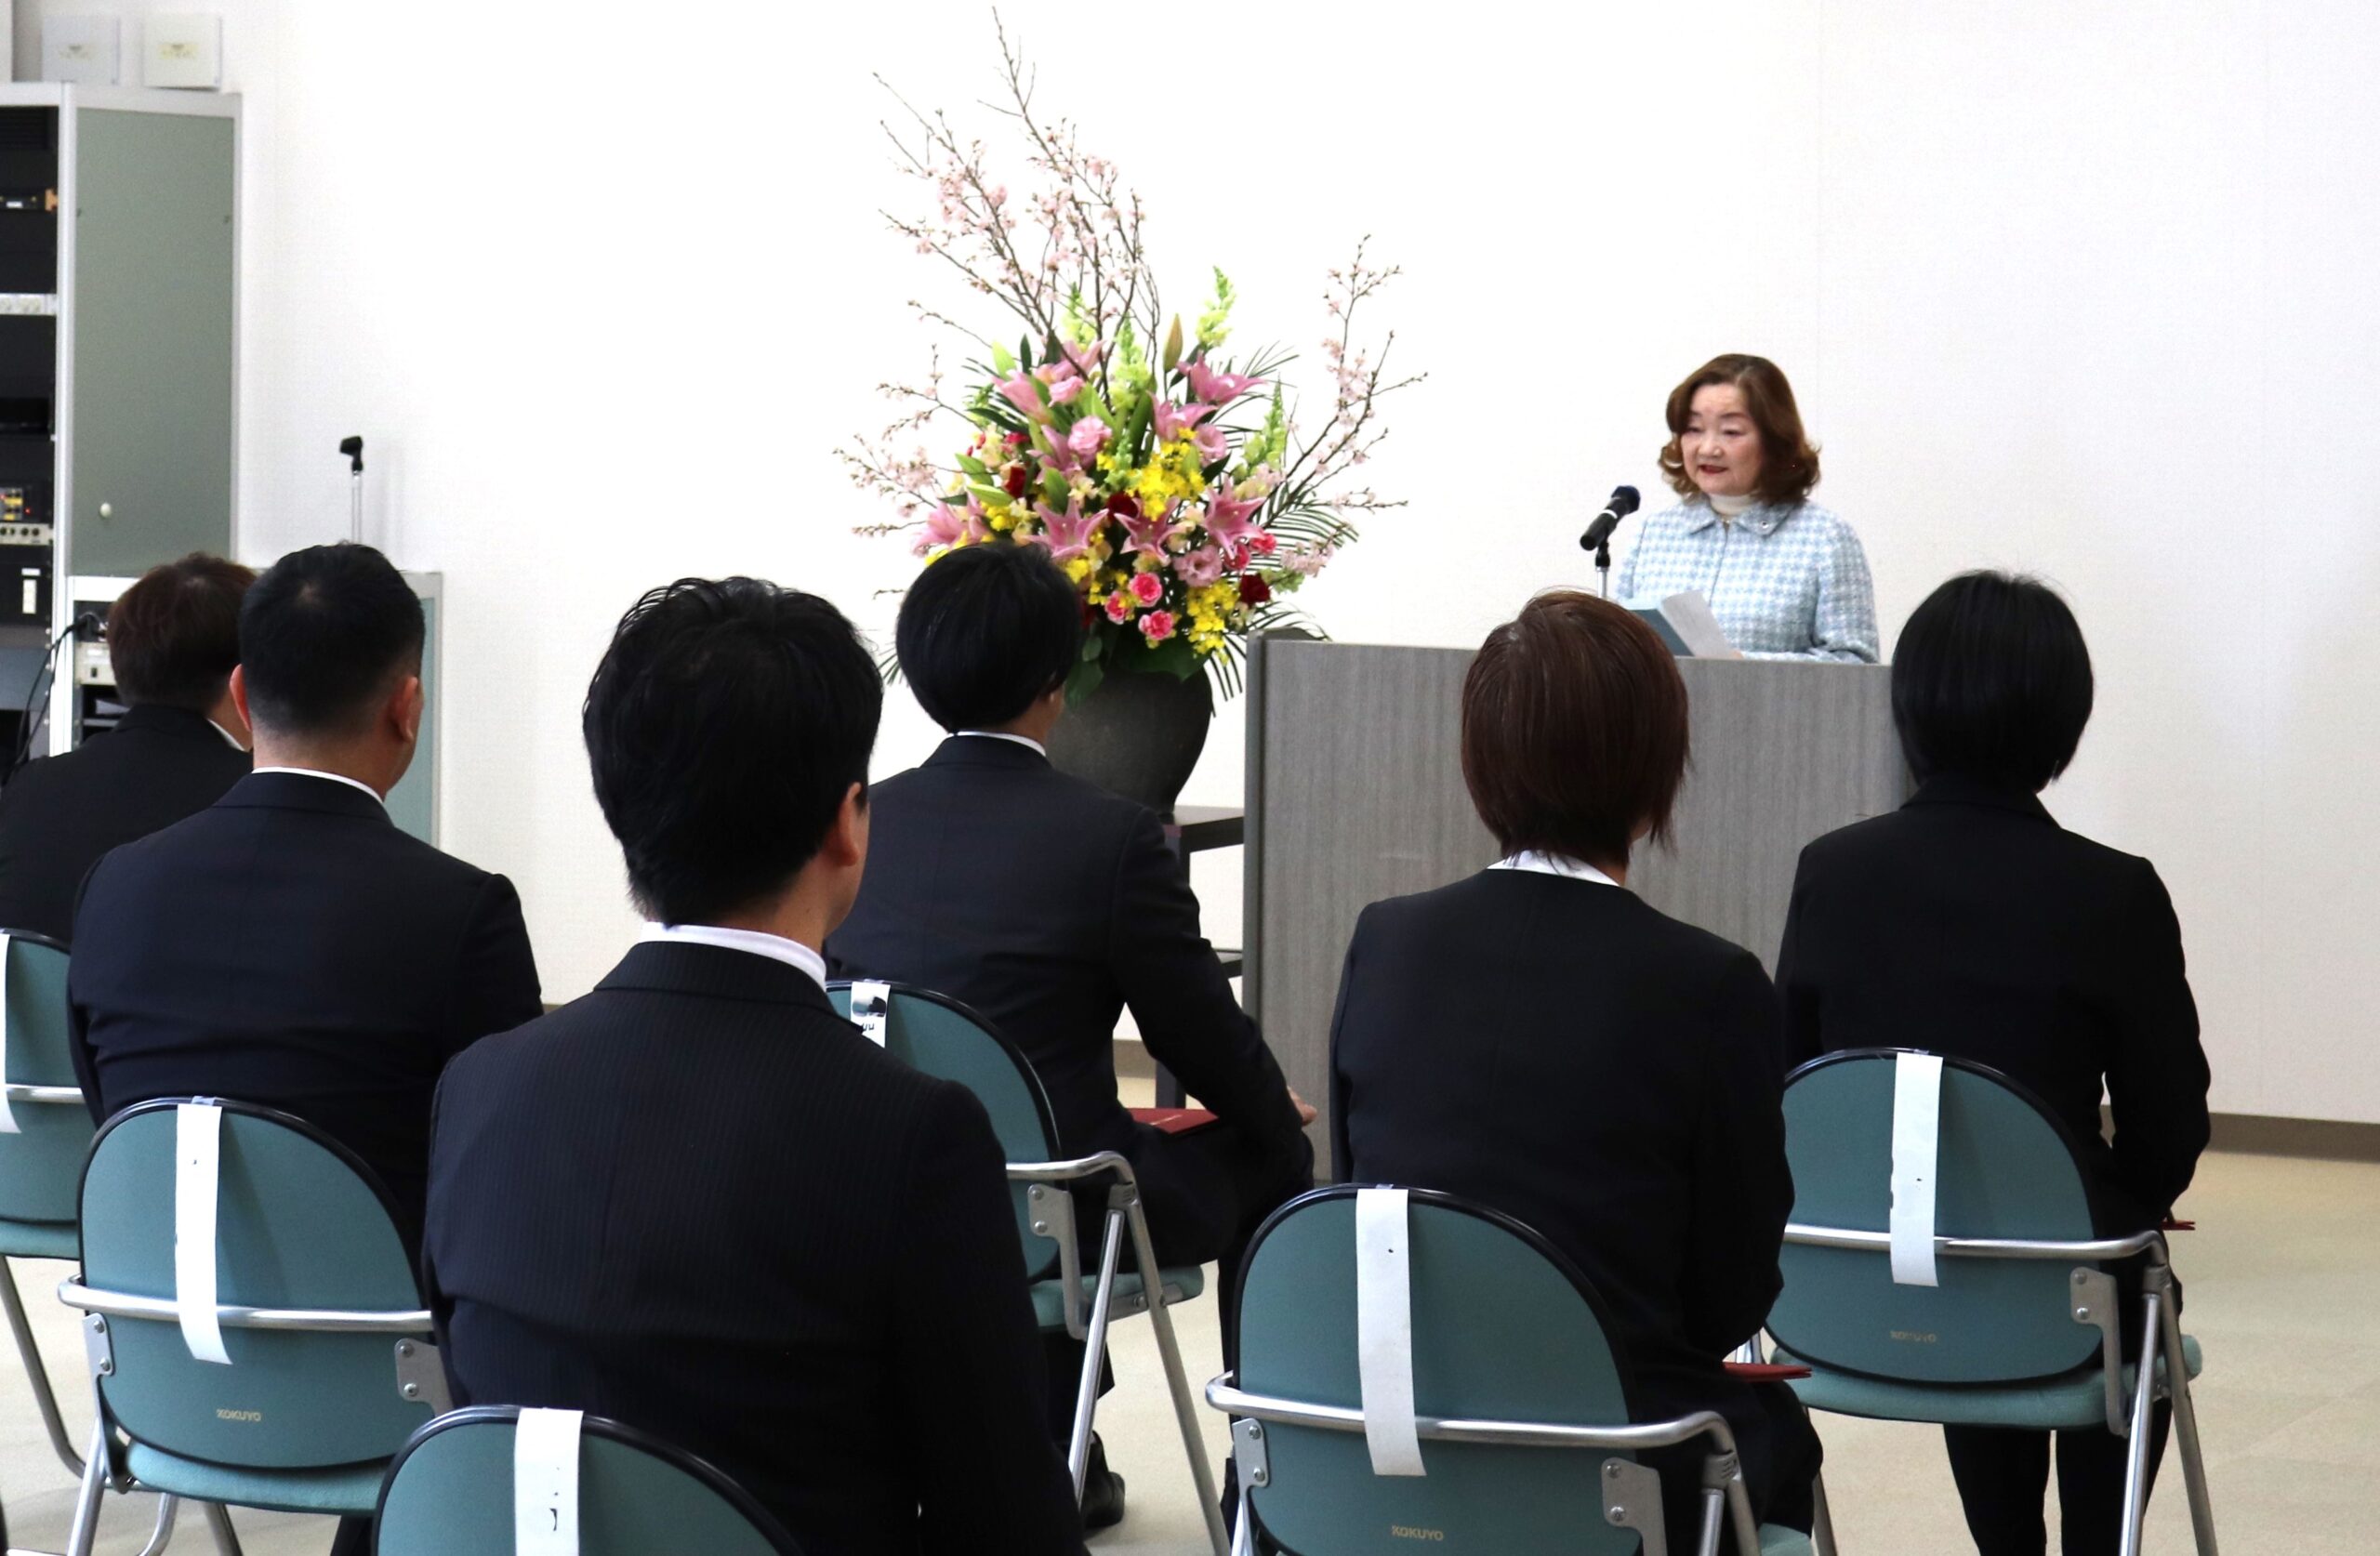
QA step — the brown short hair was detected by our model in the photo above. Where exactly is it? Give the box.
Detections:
[1658,352,1821,505]
[107,553,256,711]
[1461,590,1690,870]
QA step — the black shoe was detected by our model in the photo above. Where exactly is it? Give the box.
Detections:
[1079,1434,1127,1531]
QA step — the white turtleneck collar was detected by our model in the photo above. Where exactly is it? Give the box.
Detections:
[1706,490,1759,521]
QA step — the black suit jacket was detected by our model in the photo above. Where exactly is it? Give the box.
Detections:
[67,770,542,1239]
[826,736,1307,1183]
[1775,773,2210,1230]
[423,941,1087,1556]
[1329,869,1795,1443]
[0,705,250,943]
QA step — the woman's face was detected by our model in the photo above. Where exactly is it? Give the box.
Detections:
[1681,383,1764,499]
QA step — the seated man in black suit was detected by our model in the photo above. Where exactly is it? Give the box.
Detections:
[68,541,541,1240]
[0,552,255,942]
[826,543,1315,1520]
[424,577,1084,1555]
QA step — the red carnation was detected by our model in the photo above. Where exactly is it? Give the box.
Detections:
[1238,574,1273,604]
[1002,464,1028,498]
[1104,492,1141,519]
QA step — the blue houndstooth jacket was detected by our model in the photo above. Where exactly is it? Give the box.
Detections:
[1615,496,1879,663]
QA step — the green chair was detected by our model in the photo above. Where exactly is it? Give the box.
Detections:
[374,1405,800,1554]
[827,981,1226,1556]
[56,1098,455,1556]
[1206,1185,1824,1556]
[0,932,101,1474]
[1768,1049,2217,1556]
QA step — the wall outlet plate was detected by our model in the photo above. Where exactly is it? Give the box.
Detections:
[141,14,222,90]
[44,16,124,86]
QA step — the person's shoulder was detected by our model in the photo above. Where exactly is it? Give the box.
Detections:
[1629,892,1767,978]
[1797,807,1909,870]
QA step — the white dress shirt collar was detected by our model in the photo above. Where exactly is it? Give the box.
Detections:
[250,766,386,809]
[1488,850,1626,890]
[206,719,246,751]
[637,922,828,994]
[954,730,1050,758]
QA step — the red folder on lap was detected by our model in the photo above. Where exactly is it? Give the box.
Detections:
[1129,1107,1220,1136]
[1724,1362,1813,1382]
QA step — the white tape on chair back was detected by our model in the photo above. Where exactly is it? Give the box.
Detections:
[0,932,17,1136]
[1355,1187,1425,1477]
[174,1101,231,1365]
[1889,1053,1945,1287]
[514,1407,584,1555]
[850,981,892,1048]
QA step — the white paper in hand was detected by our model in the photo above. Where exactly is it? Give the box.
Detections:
[514,1407,584,1556]
[1889,1053,1945,1287]
[1355,1188,1426,1476]
[174,1101,231,1365]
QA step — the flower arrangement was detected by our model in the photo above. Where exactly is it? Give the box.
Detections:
[843,21,1422,701]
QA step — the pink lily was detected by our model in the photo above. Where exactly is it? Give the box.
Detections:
[1030,497,1103,561]
[1154,401,1215,442]
[1193,423,1229,464]
[1118,506,1183,560]
[1200,482,1266,550]
[997,369,1049,422]
[914,499,991,558]
[1062,337,1108,376]
[1183,359,1264,404]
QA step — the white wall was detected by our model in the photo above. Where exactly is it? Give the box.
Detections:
[19,0,2376,1121]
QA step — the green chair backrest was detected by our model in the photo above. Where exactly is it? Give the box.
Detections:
[1772,1049,2103,1384]
[80,1099,437,1469]
[375,1406,800,1556]
[827,982,1062,1280]
[1236,1187,1642,1555]
[0,931,89,1225]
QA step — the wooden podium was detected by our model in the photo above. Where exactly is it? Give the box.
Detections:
[1240,636,1911,1169]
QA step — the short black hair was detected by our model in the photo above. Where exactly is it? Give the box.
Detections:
[107,553,256,711]
[895,543,1084,732]
[1892,572,2094,793]
[239,543,425,738]
[584,577,882,925]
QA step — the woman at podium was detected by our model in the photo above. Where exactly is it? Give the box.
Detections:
[1618,353,1879,661]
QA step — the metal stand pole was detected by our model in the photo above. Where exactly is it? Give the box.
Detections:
[1595,542,1612,599]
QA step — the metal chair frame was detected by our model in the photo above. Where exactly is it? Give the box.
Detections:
[1014,1152,1226,1556]
[50,1277,449,1556]
[1777,1220,2216,1556]
[0,929,98,1488]
[1206,1374,1832,1556]
[834,980,1229,1556]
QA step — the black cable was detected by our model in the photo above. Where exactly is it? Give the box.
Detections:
[7,614,89,781]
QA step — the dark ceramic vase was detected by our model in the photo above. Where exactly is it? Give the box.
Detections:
[1045,667,1215,818]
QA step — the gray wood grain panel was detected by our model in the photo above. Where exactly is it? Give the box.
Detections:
[1244,640,1908,1173]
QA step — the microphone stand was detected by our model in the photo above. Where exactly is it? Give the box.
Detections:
[1593,539,1612,600]
[339,436,364,544]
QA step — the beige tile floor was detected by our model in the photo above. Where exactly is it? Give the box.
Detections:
[0,1147,2365,1553]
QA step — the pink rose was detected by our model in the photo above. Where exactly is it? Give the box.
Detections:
[1140,610,1178,643]
[1065,416,1111,460]
[1129,572,1165,606]
[1104,591,1133,624]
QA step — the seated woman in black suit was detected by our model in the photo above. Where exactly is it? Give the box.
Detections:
[1329,589,1818,1547]
[1776,572,2210,1556]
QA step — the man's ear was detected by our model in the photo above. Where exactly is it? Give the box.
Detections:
[824,781,868,867]
[229,665,252,730]
[389,674,425,745]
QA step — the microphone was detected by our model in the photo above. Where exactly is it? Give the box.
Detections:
[338,435,364,473]
[1578,485,1640,552]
